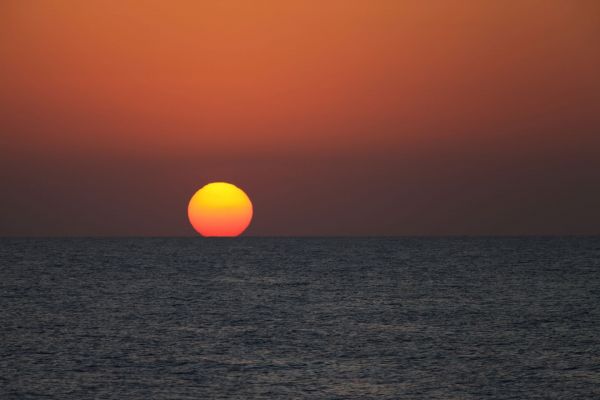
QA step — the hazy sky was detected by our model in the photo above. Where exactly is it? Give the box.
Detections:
[1,0,599,236]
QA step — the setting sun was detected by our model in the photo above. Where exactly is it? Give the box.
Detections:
[188,182,253,237]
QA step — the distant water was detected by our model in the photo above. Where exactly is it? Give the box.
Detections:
[1,237,600,399]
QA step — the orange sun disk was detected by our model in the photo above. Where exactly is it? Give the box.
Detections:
[187,182,253,237]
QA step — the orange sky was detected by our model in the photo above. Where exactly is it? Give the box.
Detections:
[1,1,599,235]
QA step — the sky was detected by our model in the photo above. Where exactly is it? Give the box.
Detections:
[1,0,599,236]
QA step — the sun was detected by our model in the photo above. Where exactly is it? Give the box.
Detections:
[187,182,253,237]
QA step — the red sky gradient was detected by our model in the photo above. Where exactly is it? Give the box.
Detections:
[1,0,599,236]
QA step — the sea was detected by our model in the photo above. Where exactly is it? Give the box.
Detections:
[1,237,599,399]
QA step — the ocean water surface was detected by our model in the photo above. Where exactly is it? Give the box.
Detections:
[1,237,599,399]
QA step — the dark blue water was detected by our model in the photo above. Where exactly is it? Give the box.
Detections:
[1,237,599,399]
